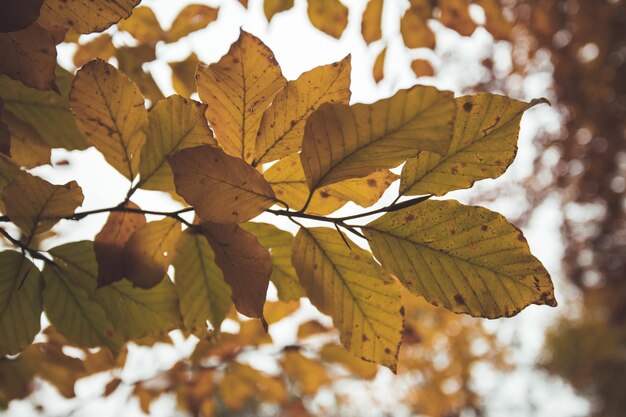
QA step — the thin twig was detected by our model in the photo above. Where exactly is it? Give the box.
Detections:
[0,227,55,266]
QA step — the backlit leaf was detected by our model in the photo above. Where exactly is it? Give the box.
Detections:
[265,153,398,215]
[0,0,44,33]
[439,0,476,36]
[361,0,383,44]
[263,300,300,324]
[1,112,51,168]
[0,154,19,212]
[363,199,557,318]
[73,34,116,69]
[139,96,217,192]
[39,0,140,34]
[202,222,271,319]
[410,58,434,77]
[291,227,404,371]
[94,201,146,287]
[197,30,286,163]
[373,47,386,83]
[1,172,83,237]
[173,229,232,334]
[300,85,455,190]
[42,263,123,353]
[169,53,200,97]
[281,350,330,395]
[319,343,379,379]
[123,218,182,289]
[0,24,56,90]
[70,59,147,180]
[117,6,163,46]
[0,252,42,356]
[400,7,435,49]
[240,222,305,301]
[169,145,276,224]
[307,0,348,39]
[400,95,547,196]
[264,0,294,22]
[254,56,351,165]
[0,67,88,150]
[167,5,219,42]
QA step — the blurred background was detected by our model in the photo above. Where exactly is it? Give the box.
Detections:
[2,0,625,416]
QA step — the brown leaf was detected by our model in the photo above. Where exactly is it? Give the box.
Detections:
[169,145,276,224]
[0,23,57,90]
[439,0,477,36]
[410,58,435,77]
[73,34,115,68]
[400,7,436,49]
[94,201,146,287]
[0,0,44,33]
[361,0,383,44]
[373,47,386,83]
[2,112,51,168]
[201,222,271,319]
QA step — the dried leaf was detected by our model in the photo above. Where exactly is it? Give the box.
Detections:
[373,47,386,83]
[39,0,140,34]
[410,58,434,77]
[439,0,477,36]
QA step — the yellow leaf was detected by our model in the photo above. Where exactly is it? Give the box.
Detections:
[169,145,276,223]
[475,0,512,40]
[173,229,232,333]
[408,0,433,18]
[169,53,200,97]
[94,201,146,287]
[167,5,219,42]
[220,363,286,410]
[138,96,217,191]
[2,111,51,169]
[0,24,57,90]
[1,172,83,237]
[410,58,435,77]
[116,45,164,106]
[263,300,300,324]
[240,222,305,301]
[254,56,351,165]
[400,95,548,196]
[42,263,124,353]
[297,320,331,338]
[373,47,386,83]
[281,350,330,395]
[117,6,164,46]
[291,227,404,371]
[39,0,139,34]
[307,0,348,39]
[70,59,148,180]
[319,343,379,379]
[363,199,557,318]
[0,252,42,355]
[0,67,88,150]
[400,7,436,49]
[264,0,294,22]
[439,0,477,36]
[197,30,286,163]
[122,217,182,289]
[361,0,383,44]
[201,223,271,319]
[265,153,398,215]
[73,33,116,69]
[300,85,455,190]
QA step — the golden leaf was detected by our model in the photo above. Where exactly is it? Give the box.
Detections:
[220,363,287,410]
[39,0,140,34]
[292,227,404,371]
[264,0,294,22]
[70,59,148,180]
[307,0,348,39]
[197,30,286,163]
[117,6,163,46]
[319,343,379,379]
[400,7,436,49]
[475,0,513,40]
[169,53,200,97]
[281,350,330,395]
[361,0,384,44]
[363,199,557,318]
[410,58,435,77]
[373,47,386,83]
[1,112,51,168]
[439,0,477,36]
[73,34,115,68]
[166,5,219,43]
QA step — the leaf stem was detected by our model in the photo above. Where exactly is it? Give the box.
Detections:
[0,227,55,265]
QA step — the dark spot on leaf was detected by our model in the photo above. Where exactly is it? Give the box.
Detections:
[454,294,465,305]
[481,225,488,231]
[384,348,391,354]
[399,306,405,316]
[463,101,473,112]
[450,228,456,235]
[367,178,377,187]
[451,166,458,174]
[362,334,369,342]
[404,214,415,222]
[319,191,330,198]
[517,231,526,242]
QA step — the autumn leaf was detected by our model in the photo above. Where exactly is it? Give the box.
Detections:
[73,34,115,69]
[254,56,351,165]
[307,0,349,39]
[169,145,276,224]
[173,229,233,334]
[220,363,287,410]
[363,199,557,318]
[475,0,512,40]
[1,112,51,168]
[265,153,398,215]
[373,47,386,83]
[281,350,330,395]
[1,172,83,237]
[400,95,548,196]
[115,45,164,106]
[94,201,146,287]
[169,53,200,97]
[197,30,286,163]
[319,343,379,379]
[240,222,305,301]
[292,227,404,371]
[166,5,219,42]
[361,0,383,44]
[0,23,57,90]
[0,252,42,356]
[0,67,88,150]
[0,154,19,212]
[439,0,477,36]
[38,0,140,34]
[201,222,271,320]
[410,58,435,77]
[122,218,182,289]
[264,0,294,22]
[138,96,217,191]
[300,85,455,190]
[400,7,436,49]
[117,6,163,46]
[70,59,148,180]
[0,0,44,33]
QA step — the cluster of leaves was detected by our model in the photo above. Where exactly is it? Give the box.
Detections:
[1,0,556,414]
